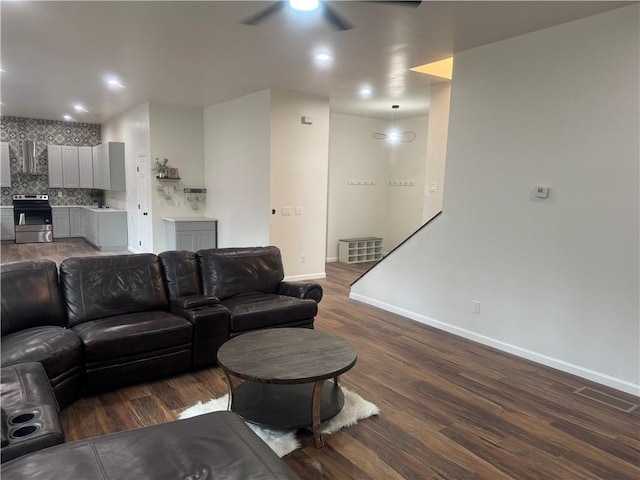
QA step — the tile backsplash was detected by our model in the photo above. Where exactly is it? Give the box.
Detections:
[0,116,104,206]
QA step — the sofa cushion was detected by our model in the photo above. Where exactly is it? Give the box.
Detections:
[223,293,317,334]
[158,251,202,299]
[198,247,285,300]
[2,412,298,480]
[1,327,82,380]
[1,260,66,336]
[60,254,168,327]
[71,312,193,362]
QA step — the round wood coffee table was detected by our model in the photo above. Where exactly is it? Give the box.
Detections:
[217,328,357,448]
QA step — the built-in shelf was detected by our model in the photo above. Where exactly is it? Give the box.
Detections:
[156,176,181,181]
[338,237,383,264]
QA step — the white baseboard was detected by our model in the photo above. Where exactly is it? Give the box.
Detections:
[326,257,338,263]
[350,292,640,396]
[285,272,326,281]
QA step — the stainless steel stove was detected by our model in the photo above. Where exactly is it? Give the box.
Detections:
[12,194,53,244]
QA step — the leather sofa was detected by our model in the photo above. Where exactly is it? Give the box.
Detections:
[1,247,315,478]
[0,246,321,471]
[1,362,297,479]
[59,254,197,393]
[0,260,83,408]
[196,246,322,336]
[2,411,298,480]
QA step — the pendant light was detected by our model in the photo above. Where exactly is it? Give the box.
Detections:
[372,105,416,144]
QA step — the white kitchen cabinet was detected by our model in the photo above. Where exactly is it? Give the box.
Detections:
[0,142,11,187]
[70,207,83,237]
[93,142,125,191]
[82,208,98,245]
[1,208,15,240]
[78,146,94,188]
[48,145,64,188]
[52,207,70,238]
[91,145,103,189]
[164,218,217,252]
[62,146,80,188]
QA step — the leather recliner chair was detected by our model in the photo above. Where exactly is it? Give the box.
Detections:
[196,246,323,337]
[59,254,195,393]
[0,260,83,408]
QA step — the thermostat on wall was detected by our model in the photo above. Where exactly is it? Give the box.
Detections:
[301,115,314,125]
[534,186,550,198]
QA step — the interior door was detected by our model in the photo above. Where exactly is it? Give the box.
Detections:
[136,154,152,252]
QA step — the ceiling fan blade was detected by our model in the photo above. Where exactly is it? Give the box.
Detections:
[241,2,285,26]
[323,3,354,31]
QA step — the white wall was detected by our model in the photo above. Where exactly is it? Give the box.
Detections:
[385,115,429,251]
[101,102,151,252]
[351,5,640,394]
[423,83,451,223]
[326,113,428,260]
[269,90,330,279]
[203,90,271,248]
[149,103,205,253]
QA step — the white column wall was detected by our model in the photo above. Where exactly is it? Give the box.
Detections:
[351,5,640,394]
[269,89,330,279]
[423,83,451,223]
[203,90,271,248]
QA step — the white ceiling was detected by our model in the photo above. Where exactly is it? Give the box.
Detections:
[0,1,631,123]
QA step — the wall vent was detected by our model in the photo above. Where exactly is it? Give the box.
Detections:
[574,387,638,413]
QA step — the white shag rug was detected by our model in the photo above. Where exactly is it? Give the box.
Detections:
[179,387,380,457]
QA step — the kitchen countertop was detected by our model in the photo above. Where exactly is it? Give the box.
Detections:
[50,205,125,213]
[163,216,218,222]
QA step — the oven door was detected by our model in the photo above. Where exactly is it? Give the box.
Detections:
[13,205,53,243]
[13,207,52,226]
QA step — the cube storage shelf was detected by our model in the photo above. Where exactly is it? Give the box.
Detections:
[338,237,383,264]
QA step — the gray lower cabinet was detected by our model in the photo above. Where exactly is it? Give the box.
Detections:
[164,218,217,252]
[82,209,127,251]
[70,207,83,237]
[1,208,15,240]
[52,207,70,238]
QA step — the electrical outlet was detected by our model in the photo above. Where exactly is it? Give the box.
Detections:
[430,182,437,193]
[472,300,480,315]
[301,254,307,263]
[295,206,303,215]
[281,207,292,216]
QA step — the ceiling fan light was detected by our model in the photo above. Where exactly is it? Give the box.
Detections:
[290,0,319,12]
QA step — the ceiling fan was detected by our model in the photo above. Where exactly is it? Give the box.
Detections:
[240,0,422,32]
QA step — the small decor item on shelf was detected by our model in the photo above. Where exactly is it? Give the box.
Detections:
[154,157,169,178]
[167,167,180,179]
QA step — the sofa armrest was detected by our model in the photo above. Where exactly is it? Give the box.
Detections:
[1,408,8,448]
[171,304,230,368]
[278,281,323,303]
[170,295,219,310]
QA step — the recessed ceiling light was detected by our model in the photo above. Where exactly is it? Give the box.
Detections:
[73,104,89,113]
[314,49,333,67]
[63,115,73,121]
[359,86,373,98]
[104,76,124,89]
[290,0,319,11]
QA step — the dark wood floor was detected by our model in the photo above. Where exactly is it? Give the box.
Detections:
[3,241,639,479]
[1,238,130,265]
